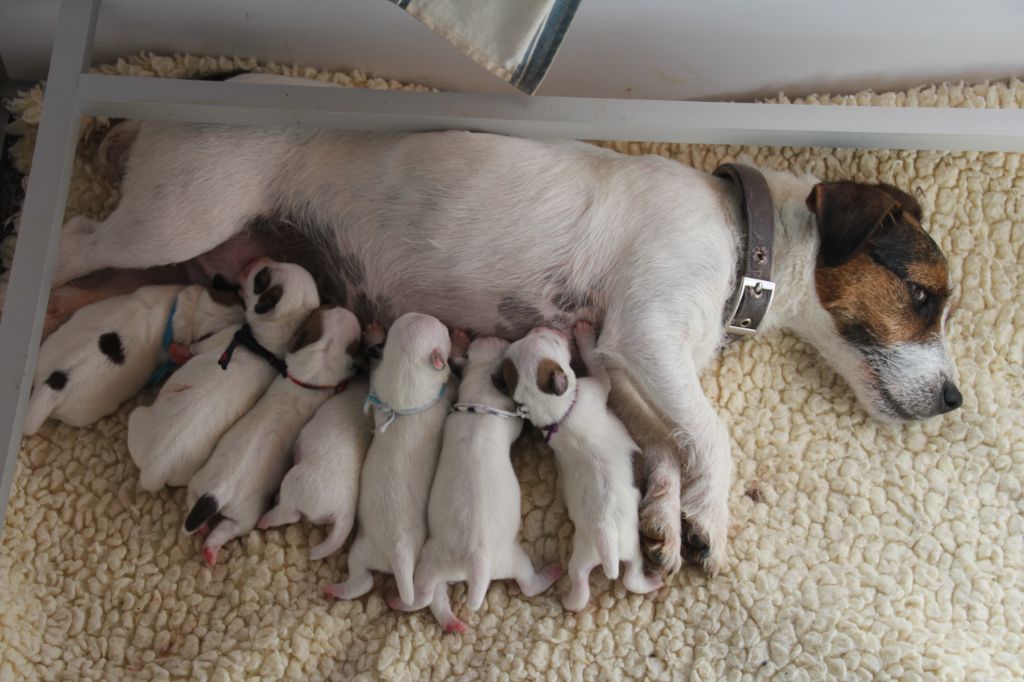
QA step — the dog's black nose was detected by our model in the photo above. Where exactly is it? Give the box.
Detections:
[941,381,962,412]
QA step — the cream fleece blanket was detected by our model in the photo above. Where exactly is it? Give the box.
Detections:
[1,55,1022,681]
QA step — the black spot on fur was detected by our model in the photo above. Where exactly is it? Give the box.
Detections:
[498,296,545,333]
[494,323,514,340]
[353,291,373,325]
[254,285,283,315]
[253,267,272,295]
[552,288,593,313]
[98,332,126,365]
[184,494,220,533]
[45,371,68,390]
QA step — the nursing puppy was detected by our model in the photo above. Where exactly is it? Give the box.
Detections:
[23,283,243,435]
[324,312,452,605]
[256,374,372,560]
[389,334,561,632]
[504,321,662,611]
[128,259,319,492]
[184,306,362,565]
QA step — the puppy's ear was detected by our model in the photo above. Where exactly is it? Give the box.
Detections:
[289,309,325,352]
[536,358,568,396]
[209,274,243,308]
[501,358,519,397]
[807,182,898,267]
[430,348,446,371]
[254,285,283,315]
[253,267,272,296]
[876,183,923,222]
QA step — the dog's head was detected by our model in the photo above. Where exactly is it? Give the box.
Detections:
[286,305,362,384]
[500,327,576,426]
[801,181,961,421]
[372,312,452,405]
[240,258,320,324]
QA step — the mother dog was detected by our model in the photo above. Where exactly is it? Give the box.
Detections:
[36,119,961,574]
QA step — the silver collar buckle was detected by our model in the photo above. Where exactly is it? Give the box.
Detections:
[725,277,776,336]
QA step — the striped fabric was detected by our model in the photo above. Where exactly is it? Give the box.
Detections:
[388,0,581,94]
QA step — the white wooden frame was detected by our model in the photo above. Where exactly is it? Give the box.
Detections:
[1,0,1022,531]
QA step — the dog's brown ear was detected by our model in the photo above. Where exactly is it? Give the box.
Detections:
[500,358,519,397]
[536,358,568,396]
[289,308,325,352]
[876,183,923,222]
[254,284,283,315]
[807,182,899,267]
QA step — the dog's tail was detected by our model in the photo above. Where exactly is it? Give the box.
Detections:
[309,516,352,561]
[23,380,61,436]
[184,494,220,534]
[597,525,620,580]
[429,583,467,634]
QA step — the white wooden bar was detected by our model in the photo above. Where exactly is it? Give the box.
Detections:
[77,73,1024,151]
[0,0,99,531]
[3,0,1024,533]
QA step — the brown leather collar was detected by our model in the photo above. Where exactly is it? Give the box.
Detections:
[714,163,776,336]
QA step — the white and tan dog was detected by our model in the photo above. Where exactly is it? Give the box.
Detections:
[256,374,372,560]
[389,333,561,632]
[127,259,319,492]
[23,283,243,435]
[324,312,452,605]
[504,322,662,611]
[37,111,963,573]
[183,305,362,565]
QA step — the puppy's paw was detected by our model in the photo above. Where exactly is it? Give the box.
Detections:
[639,477,683,576]
[443,617,468,634]
[363,323,386,347]
[572,320,596,348]
[450,328,470,355]
[679,488,729,575]
[202,544,220,567]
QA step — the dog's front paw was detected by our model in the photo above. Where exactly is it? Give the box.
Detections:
[572,320,596,348]
[363,323,386,347]
[679,487,729,575]
[639,487,682,576]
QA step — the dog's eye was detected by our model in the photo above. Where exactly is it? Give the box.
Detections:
[908,283,933,316]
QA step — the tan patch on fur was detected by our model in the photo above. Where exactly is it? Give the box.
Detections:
[536,358,567,395]
[208,286,241,308]
[290,308,326,352]
[501,358,519,397]
[816,253,944,345]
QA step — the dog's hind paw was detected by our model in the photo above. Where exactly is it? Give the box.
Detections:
[679,496,728,575]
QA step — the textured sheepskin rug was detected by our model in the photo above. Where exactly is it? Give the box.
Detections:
[1,54,1021,680]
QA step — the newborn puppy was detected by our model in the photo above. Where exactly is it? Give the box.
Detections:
[324,312,452,605]
[128,259,319,492]
[389,334,561,632]
[183,306,362,565]
[503,321,662,611]
[22,283,243,435]
[256,374,372,560]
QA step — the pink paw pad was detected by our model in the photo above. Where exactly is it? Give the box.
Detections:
[543,563,564,580]
[323,585,341,599]
[444,619,468,634]
[202,545,219,566]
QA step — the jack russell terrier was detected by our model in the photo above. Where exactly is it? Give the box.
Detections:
[23,282,243,435]
[503,321,662,610]
[256,374,372,560]
[32,119,962,574]
[324,312,453,605]
[127,259,319,492]
[183,305,362,565]
[388,333,561,632]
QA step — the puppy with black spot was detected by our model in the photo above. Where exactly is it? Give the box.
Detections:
[23,282,244,435]
[503,321,662,611]
[324,312,453,605]
[256,372,372,560]
[389,333,561,632]
[183,305,362,565]
[128,259,319,492]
